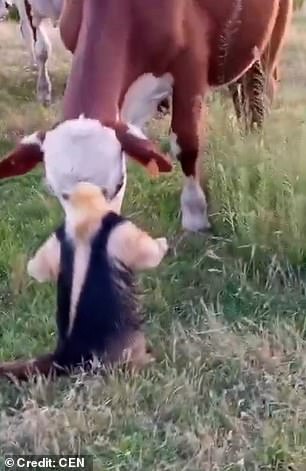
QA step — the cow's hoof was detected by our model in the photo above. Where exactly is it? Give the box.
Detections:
[182,215,212,233]
[181,177,211,233]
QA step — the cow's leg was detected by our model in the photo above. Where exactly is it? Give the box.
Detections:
[170,75,211,232]
[34,26,52,105]
[17,1,37,68]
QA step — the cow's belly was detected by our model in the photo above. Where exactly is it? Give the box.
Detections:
[120,73,174,129]
[205,0,280,86]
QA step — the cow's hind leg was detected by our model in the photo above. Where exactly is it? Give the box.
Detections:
[35,26,52,105]
[170,72,210,232]
[18,2,37,68]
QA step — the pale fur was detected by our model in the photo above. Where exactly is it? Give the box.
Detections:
[107,223,168,271]
[27,233,60,282]
[67,243,90,335]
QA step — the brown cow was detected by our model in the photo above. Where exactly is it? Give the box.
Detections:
[159,0,293,131]
[0,0,286,232]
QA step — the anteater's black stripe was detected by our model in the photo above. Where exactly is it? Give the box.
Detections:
[55,224,75,349]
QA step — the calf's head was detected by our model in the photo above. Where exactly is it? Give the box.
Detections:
[0,116,172,210]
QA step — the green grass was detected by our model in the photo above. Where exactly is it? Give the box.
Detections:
[0,14,306,470]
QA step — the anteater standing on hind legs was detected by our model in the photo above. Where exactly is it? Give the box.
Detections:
[0,182,168,382]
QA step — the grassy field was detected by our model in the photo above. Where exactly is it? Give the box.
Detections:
[0,11,306,471]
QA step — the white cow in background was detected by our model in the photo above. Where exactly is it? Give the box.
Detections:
[1,0,64,105]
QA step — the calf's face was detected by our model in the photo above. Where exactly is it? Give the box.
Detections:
[0,116,172,211]
[42,119,126,210]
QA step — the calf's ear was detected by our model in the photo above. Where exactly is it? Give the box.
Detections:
[0,131,45,179]
[108,122,172,177]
